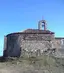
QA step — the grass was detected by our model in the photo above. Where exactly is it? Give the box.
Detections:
[0,55,64,73]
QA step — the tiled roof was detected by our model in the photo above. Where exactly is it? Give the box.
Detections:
[23,29,54,34]
[6,29,54,36]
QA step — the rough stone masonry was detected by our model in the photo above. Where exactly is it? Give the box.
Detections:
[3,19,64,57]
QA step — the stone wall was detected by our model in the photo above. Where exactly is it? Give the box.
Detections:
[20,40,54,57]
[21,40,50,51]
[4,32,64,57]
[3,33,55,57]
[53,38,64,58]
[4,34,22,57]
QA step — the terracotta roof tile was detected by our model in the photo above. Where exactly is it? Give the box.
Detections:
[6,29,54,36]
[23,29,54,34]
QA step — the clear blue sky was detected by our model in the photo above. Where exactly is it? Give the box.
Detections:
[0,0,64,56]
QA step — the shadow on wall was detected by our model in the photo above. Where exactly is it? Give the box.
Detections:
[3,47,21,57]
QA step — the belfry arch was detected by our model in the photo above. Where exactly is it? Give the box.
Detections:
[38,20,47,30]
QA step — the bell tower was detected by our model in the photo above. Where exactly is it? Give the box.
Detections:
[38,19,47,30]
